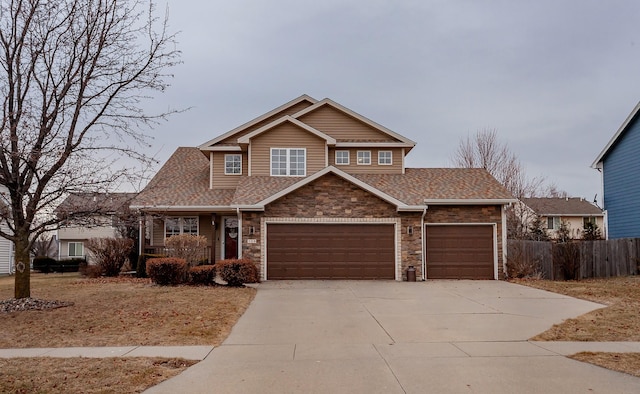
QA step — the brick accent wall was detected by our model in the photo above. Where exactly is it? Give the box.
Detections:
[426,205,504,278]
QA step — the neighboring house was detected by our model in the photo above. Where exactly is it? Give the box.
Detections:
[0,186,14,274]
[56,193,137,263]
[521,197,604,239]
[592,101,640,239]
[132,95,516,280]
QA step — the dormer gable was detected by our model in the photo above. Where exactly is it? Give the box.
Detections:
[238,116,336,145]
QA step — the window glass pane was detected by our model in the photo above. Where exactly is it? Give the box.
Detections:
[289,149,305,176]
[378,151,392,165]
[165,218,180,238]
[183,217,198,235]
[271,149,287,176]
[336,150,349,165]
[68,242,83,257]
[225,154,241,174]
[357,151,371,164]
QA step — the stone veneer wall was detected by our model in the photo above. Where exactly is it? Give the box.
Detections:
[240,174,504,280]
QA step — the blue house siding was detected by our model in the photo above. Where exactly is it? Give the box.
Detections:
[602,116,640,238]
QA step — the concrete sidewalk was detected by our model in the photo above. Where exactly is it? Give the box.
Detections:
[0,345,213,360]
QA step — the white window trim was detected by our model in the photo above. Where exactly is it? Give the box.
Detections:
[224,154,242,175]
[270,147,307,177]
[335,150,350,165]
[378,150,393,165]
[165,216,199,240]
[357,150,371,165]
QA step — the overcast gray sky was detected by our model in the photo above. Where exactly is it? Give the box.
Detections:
[145,0,640,202]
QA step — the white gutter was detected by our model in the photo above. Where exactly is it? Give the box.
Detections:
[420,207,428,280]
[424,198,517,205]
[129,205,236,212]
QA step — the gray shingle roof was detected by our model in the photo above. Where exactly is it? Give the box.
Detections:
[56,192,137,215]
[522,197,603,216]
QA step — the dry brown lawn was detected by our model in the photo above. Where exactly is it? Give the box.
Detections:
[514,275,640,378]
[0,273,256,392]
[513,276,640,342]
[0,357,197,394]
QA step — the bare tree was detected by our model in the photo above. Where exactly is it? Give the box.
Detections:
[452,129,567,239]
[0,0,180,298]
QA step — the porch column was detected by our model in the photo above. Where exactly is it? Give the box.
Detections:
[211,214,217,264]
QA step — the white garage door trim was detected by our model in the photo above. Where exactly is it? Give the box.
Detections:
[262,217,401,281]
[424,223,498,280]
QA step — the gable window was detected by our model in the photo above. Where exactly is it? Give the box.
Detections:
[547,217,560,230]
[271,148,306,176]
[335,150,350,165]
[378,151,392,165]
[224,154,242,175]
[165,217,199,239]
[68,242,84,258]
[357,151,371,165]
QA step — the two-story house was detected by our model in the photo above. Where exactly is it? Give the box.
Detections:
[56,192,137,263]
[132,95,515,280]
[592,101,640,239]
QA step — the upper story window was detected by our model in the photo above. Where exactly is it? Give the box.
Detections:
[378,151,392,165]
[335,150,350,165]
[547,217,560,230]
[357,151,371,165]
[165,217,199,239]
[225,154,242,175]
[271,148,306,176]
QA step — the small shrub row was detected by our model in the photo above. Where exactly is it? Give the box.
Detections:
[217,259,260,287]
[32,256,84,273]
[145,257,259,286]
[136,253,166,278]
[146,257,187,285]
[187,265,217,286]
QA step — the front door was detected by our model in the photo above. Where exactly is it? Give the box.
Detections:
[223,217,238,260]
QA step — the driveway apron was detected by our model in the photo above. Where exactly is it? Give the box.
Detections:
[146,280,640,393]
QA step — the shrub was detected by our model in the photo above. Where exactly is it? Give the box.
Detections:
[56,258,84,273]
[32,256,56,273]
[136,253,165,278]
[553,241,580,280]
[146,257,187,285]
[79,262,103,278]
[505,242,543,279]
[86,238,134,277]
[187,265,216,286]
[165,234,209,266]
[216,259,259,287]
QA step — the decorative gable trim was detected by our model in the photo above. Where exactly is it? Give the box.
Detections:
[237,116,336,145]
[592,101,640,168]
[232,166,426,212]
[199,94,318,151]
[292,98,416,147]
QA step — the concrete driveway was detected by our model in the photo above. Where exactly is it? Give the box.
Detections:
[147,281,640,393]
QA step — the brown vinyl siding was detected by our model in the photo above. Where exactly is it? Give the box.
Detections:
[212,152,248,189]
[298,105,395,141]
[329,148,403,174]
[250,123,326,176]
[218,100,314,145]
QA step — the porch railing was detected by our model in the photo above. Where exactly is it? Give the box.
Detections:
[143,246,212,264]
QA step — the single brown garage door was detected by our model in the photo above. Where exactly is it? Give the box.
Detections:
[426,225,494,279]
[267,223,395,279]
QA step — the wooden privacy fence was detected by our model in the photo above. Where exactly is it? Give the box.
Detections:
[507,238,640,280]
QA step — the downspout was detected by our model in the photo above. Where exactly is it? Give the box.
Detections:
[236,207,242,259]
[420,206,428,280]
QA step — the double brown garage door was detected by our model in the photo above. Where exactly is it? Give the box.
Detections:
[426,225,495,279]
[267,223,395,279]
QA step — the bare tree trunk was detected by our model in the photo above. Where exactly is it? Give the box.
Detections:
[14,236,30,299]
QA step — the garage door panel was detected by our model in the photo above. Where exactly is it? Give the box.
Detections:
[426,225,494,279]
[267,223,394,280]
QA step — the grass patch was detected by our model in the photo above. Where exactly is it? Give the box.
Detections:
[570,352,640,378]
[513,276,640,342]
[0,273,256,392]
[0,357,197,393]
[0,273,256,347]
[514,275,640,378]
